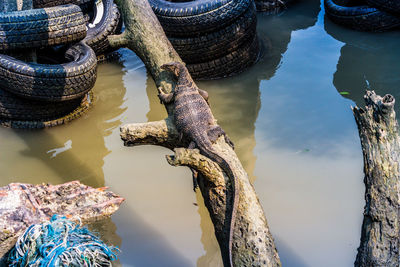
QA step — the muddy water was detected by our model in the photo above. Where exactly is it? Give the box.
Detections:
[1,0,399,266]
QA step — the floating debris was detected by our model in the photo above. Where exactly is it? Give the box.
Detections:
[7,215,119,267]
[0,181,124,261]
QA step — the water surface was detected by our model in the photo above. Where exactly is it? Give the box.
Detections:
[1,0,399,266]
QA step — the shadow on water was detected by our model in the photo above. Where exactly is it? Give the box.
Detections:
[88,217,123,265]
[255,0,321,81]
[0,58,127,188]
[274,238,310,267]
[324,17,400,114]
[113,205,193,267]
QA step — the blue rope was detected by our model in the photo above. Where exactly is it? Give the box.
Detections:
[7,215,119,267]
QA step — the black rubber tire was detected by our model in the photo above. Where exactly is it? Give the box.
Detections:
[324,0,400,31]
[149,0,251,36]
[187,33,260,80]
[33,0,93,10]
[170,4,257,64]
[0,5,87,52]
[84,0,121,55]
[366,0,400,15]
[0,88,82,121]
[324,17,399,50]
[0,92,92,129]
[0,42,97,102]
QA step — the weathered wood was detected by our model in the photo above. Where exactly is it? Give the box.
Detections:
[0,181,124,261]
[111,1,281,266]
[353,91,400,267]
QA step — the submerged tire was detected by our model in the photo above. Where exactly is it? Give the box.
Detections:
[366,0,400,15]
[149,0,251,36]
[0,5,87,51]
[170,5,257,64]
[0,42,97,102]
[324,0,400,31]
[0,92,92,129]
[187,33,260,80]
[0,88,82,121]
[84,0,121,55]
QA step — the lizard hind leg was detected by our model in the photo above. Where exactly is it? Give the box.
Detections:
[188,141,199,191]
[208,125,235,149]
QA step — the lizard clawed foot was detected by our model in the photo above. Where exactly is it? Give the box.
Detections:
[157,87,164,104]
[191,169,199,192]
[224,135,235,150]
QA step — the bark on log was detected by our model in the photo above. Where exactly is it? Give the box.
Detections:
[353,91,400,267]
[0,181,124,261]
[110,2,281,265]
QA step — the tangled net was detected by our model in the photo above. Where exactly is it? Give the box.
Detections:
[7,215,119,267]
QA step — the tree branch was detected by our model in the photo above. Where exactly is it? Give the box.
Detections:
[120,117,179,149]
[112,0,281,265]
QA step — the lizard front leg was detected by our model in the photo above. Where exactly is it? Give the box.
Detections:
[158,87,174,104]
[197,89,209,105]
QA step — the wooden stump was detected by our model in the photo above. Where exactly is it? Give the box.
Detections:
[353,91,400,267]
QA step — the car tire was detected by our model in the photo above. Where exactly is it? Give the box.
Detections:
[170,5,257,64]
[187,34,260,80]
[324,0,400,31]
[0,4,87,51]
[84,0,121,55]
[149,0,251,36]
[0,42,97,102]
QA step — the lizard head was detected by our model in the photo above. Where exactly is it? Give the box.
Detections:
[161,62,184,78]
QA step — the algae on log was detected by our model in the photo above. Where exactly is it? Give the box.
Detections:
[0,181,124,261]
[110,1,281,266]
[353,91,400,267]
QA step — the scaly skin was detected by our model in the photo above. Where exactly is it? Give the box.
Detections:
[158,62,237,267]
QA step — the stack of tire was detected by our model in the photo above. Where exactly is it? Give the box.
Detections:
[324,0,400,31]
[0,0,121,129]
[149,0,260,80]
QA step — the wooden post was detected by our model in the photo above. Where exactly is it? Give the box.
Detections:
[353,91,400,267]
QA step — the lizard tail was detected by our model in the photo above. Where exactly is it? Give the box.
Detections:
[197,139,238,267]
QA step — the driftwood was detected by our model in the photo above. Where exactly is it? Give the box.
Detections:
[110,1,281,266]
[0,181,124,261]
[353,91,400,266]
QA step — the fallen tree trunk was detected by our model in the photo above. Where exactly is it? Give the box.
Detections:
[353,91,400,267]
[110,1,281,266]
[0,181,124,261]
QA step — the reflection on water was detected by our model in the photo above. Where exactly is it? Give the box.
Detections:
[0,0,396,265]
[0,59,126,188]
[325,19,400,114]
